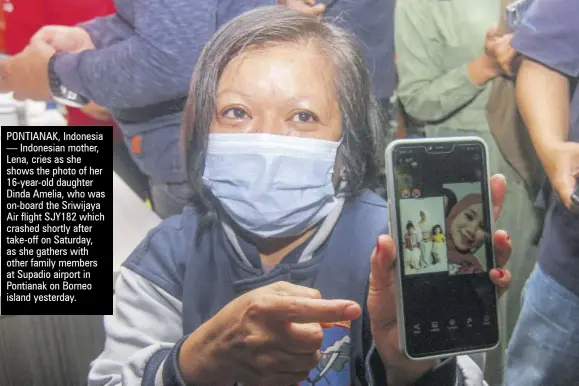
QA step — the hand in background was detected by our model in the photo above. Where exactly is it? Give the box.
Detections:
[486,33,518,77]
[543,142,579,210]
[482,25,502,75]
[279,0,326,19]
[31,26,95,53]
[0,40,55,100]
[468,25,505,86]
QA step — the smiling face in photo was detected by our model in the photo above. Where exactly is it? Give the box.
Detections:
[449,202,485,252]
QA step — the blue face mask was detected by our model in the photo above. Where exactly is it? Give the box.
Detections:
[202,133,341,238]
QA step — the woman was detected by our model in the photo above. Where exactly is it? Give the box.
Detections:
[417,210,431,267]
[394,1,540,383]
[445,194,486,275]
[417,211,430,239]
[90,7,512,385]
[430,224,445,264]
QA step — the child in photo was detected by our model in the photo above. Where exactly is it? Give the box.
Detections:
[429,224,445,264]
[403,221,421,270]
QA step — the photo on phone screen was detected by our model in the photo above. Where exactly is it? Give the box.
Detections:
[386,138,499,359]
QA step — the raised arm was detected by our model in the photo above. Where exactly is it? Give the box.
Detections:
[516,61,570,175]
[511,0,579,209]
[79,13,134,50]
[53,0,216,108]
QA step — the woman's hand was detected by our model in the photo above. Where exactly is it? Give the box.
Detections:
[469,25,517,85]
[367,174,512,384]
[179,281,361,386]
[537,141,579,211]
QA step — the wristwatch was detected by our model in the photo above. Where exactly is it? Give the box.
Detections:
[48,53,90,108]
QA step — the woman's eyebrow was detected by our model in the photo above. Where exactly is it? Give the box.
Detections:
[282,97,325,112]
[465,209,477,217]
[216,90,254,100]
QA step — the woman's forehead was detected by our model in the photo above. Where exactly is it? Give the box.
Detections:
[468,202,483,211]
[217,43,335,97]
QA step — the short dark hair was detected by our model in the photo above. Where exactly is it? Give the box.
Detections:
[182,5,384,218]
[406,221,414,231]
[431,224,442,234]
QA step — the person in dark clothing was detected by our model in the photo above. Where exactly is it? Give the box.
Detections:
[2,0,150,199]
[0,0,395,219]
[88,9,513,385]
[505,0,579,384]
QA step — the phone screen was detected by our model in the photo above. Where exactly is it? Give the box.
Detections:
[392,140,498,358]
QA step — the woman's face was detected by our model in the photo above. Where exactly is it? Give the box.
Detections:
[434,227,440,235]
[450,203,485,252]
[210,43,342,141]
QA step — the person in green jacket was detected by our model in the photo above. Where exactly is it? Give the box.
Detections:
[394,1,541,385]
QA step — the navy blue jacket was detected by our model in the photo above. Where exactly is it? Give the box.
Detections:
[89,192,485,385]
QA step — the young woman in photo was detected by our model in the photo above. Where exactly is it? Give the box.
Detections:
[416,210,430,267]
[445,194,487,275]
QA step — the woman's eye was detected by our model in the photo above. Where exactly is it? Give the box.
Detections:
[291,111,318,123]
[465,213,474,221]
[222,107,248,119]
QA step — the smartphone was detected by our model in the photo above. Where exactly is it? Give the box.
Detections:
[384,137,499,360]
